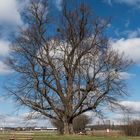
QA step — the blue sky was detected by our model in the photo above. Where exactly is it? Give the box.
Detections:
[0,0,140,127]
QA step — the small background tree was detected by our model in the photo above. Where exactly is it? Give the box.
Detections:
[122,119,140,136]
[122,110,140,136]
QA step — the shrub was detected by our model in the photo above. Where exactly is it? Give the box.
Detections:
[123,120,140,136]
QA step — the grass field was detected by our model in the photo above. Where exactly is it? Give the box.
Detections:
[33,135,140,140]
[0,132,140,140]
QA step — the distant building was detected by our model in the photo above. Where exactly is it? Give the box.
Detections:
[34,127,41,130]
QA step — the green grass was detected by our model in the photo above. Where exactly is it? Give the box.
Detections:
[33,135,140,140]
[0,132,140,140]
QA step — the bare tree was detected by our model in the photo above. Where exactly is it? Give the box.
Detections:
[73,114,91,133]
[6,0,131,134]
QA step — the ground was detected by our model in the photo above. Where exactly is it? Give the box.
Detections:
[0,132,140,140]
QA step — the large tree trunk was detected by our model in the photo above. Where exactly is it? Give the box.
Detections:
[63,119,74,134]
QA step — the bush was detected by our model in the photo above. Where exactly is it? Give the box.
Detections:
[123,120,140,136]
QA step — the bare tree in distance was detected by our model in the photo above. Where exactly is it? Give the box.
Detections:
[6,0,132,134]
[73,114,91,133]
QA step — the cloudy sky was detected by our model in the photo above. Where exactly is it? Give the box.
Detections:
[0,0,140,127]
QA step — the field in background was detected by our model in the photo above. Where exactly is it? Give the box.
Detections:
[0,131,140,140]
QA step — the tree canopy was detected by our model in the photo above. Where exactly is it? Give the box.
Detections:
[7,0,131,134]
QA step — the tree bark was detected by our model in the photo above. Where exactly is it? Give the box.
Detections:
[63,119,74,134]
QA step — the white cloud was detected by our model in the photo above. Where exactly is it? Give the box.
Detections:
[105,0,140,8]
[0,40,10,56]
[0,0,23,25]
[85,101,140,125]
[0,61,13,75]
[120,101,140,113]
[54,0,63,11]
[0,115,36,127]
[124,28,140,38]
[0,112,51,127]
[115,0,140,7]
[117,100,140,119]
[0,39,12,75]
[92,100,140,125]
[119,72,135,79]
[110,38,140,64]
